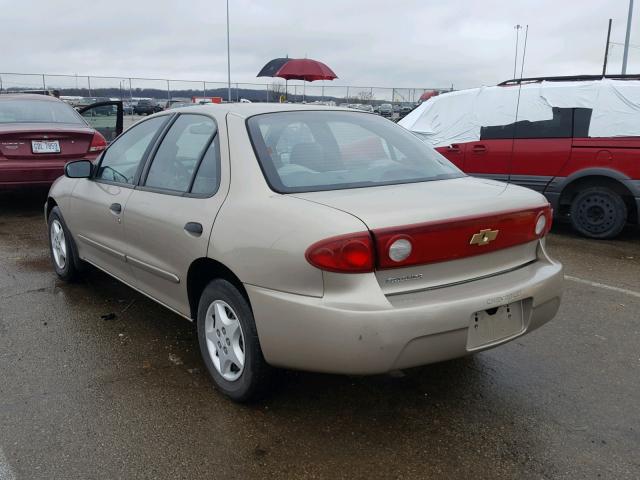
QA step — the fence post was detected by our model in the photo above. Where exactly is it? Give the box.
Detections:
[236,83,239,102]
[167,80,171,101]
[128,78,133,104]
[346,86,349,102]
[0,75,3,93]
[203,81,206,99]
[42,74,46,93]
[87,76,92,97]
[266,83,269,103]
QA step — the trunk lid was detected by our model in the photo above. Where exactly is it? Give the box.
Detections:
[293,177,548,294]
[0,123,94,160]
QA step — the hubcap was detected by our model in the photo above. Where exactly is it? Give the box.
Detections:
[204,300,245,381]
[50,220,67,269]
[577,194,616,234]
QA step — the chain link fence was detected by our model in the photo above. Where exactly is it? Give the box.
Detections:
[0,72,451,106]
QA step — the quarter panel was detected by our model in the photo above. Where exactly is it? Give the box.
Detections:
[210,113,369,297]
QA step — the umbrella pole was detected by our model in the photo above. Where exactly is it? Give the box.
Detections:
[285,79,288,102]
[303,81,306,103]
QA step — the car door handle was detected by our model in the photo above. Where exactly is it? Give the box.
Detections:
[109,203,122,214]
[184,222,203,236]
[472,145,487,153]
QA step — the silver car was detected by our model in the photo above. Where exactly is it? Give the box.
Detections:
[45,104,563,401]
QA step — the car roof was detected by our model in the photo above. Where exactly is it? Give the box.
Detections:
[168,102,360,118]
[0,93,62,102]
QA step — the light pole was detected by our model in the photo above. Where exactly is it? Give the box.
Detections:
[513,25,522,79]
[622,0,634,74]
[226,0,231,102]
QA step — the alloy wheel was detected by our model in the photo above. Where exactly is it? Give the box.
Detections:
[204,300,245,381]
[50,219,67,270]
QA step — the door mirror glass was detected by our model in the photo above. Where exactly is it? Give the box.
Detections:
[65,160,93,178]
[78,101,124,143]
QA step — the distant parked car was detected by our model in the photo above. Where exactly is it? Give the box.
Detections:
[0,94,122,189]
[400,75,640,239]
[166,101,194,110]
[134,99,163,115]
[122,102,135,115]
[400,105,413,115]
[379,104,393,117]
[164,99,192,110]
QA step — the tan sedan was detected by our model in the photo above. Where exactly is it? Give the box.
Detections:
[45,104,563,401]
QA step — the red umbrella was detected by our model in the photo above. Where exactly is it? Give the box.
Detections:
[273,58,337,82]
[257,57,337,102]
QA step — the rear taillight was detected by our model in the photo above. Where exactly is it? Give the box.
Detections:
[88,132,107,153]
[305,232,374,273]
[373,205,553,269]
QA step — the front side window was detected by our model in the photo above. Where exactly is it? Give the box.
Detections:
[247,111,462,193]
[144,114,216,192]
[95,116,167,185]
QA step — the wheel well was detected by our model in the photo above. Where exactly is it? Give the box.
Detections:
[558,175,638,223]
[46,197,58,220]
[186,258,248,321]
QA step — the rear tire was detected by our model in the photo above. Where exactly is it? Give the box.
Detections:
[197,279,271,402]
[47,207,82,282]
[569,187,627,239]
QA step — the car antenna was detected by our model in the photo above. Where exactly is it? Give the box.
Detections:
[508,24,529,186]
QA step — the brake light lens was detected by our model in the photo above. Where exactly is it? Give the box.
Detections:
[88,132,107,153]
[373,204,553,269]
[305,232,374,273]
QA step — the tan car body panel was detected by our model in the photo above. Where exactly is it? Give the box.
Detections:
[47,103,563,375]
[207,112,367,298]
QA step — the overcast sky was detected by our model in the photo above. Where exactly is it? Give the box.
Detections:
[1,0,638,90]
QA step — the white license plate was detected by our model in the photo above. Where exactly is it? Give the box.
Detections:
[32,140,60,154]
[467,301,524,350]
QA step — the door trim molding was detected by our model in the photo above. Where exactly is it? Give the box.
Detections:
[77,234,126,262]
[126,255,180,284]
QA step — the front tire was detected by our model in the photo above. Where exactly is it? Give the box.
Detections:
[197,279,270,402]
[569,187,627,239]
[47,207,82,282]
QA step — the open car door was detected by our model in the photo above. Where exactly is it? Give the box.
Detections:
[77,101,124,143]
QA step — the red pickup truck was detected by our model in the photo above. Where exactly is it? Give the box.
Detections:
[400,75,640,239]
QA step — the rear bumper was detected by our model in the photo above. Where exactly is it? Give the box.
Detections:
[247,248,563,375]
[0,158,92,188]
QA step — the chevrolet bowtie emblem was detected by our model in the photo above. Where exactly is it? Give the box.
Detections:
[469,229,499,246]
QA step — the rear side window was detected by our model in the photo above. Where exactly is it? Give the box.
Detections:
[96,116,167,185]
[190,136,221,196]
[480,107,573,139]
[0,99,84,124]
[247,110,462,193]
[144,114,217,193]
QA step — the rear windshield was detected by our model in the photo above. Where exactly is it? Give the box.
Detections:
[247,110,463,193]
[0,99,84,124]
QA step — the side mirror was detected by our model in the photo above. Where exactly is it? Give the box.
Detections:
[65,160,93,178]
